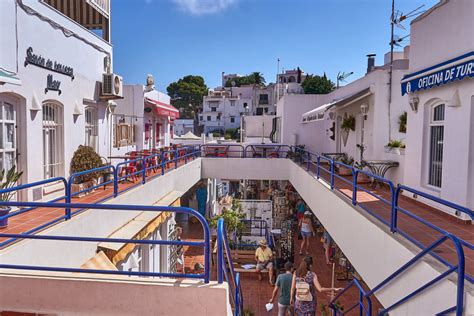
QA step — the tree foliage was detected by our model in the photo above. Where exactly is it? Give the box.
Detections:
[301,73,335,94]
[166,75,208,119]
[225,72,266,87]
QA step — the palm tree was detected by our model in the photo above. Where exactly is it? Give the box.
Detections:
[250,72,266,86]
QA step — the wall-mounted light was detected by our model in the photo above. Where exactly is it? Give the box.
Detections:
[360,104,369,119]
[408,95,419,113]
[328,111,336,121]
[30,93,41,112]
[73,100,83,116]
[107,100,117,115]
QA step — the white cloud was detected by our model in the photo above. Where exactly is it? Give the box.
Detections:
[172,0,237,16]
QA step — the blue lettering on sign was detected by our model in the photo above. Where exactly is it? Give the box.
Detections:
[401,52,474,95]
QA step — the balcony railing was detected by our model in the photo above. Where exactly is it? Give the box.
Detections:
[87,0,110,18]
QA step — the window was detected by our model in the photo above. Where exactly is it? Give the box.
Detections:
[0,98,17,173]
[43,102,64,178]
[207,116,211,121]
[230,100,236,106]
[230,116,235,123]
[85,107,98,150]
[199,115,203,121]
[264,107,269,113]
[113,116,136,147]
[428,104,445,187]
[211,107,217,112]
[259,94,269,105]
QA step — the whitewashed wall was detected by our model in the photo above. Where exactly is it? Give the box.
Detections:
[403,0,474,213]
[0,0,113,195]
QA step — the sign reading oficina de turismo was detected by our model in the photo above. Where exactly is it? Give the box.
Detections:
[401,51,473,95]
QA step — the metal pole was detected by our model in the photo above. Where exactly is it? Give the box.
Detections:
[388,0,395,141]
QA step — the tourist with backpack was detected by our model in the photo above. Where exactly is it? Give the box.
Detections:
[290,256,341,316]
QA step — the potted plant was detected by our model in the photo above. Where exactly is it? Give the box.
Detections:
[287,145,305,162]
[69,145,104,196]
[208,199,245,244]
[385,139,406,155]
[353,161,370,184]
[399,111,407,133]
[336,154,354,176]
[0,165,23,228]
[341,113,355,146]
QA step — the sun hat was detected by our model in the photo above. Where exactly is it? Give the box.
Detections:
[259,239,268,246]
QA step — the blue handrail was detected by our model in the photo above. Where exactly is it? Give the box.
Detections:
[0,201,211,283]
[329,279,372,316]
[217,218,244,315]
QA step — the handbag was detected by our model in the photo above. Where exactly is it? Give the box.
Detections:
[295,280,313,302]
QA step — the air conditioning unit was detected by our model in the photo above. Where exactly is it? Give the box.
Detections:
[102,73,123,98]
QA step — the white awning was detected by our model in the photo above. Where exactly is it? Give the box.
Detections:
[302,87,372,123]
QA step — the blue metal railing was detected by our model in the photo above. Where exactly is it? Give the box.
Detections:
[330,279,372,316]
[217,218,244,315]
[0,201,211,282]
[0,146,201,248]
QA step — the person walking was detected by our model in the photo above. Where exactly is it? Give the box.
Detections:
[269,261,294,316]
[255,239,274,285]
[290,256,341,316]
[299,211,315,255]
[295,199,306,221]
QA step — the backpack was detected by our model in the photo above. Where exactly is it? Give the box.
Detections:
[295,279,313,302]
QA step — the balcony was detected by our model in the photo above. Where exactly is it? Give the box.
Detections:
[43,0,110,41]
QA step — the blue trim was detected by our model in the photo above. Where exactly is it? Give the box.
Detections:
[402,51,474,81]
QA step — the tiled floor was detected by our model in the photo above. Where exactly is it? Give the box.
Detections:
[309,163,473,278]
[178,218,382,315]
[0,157,193,246]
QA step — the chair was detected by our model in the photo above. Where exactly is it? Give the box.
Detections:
[119,151,138,182]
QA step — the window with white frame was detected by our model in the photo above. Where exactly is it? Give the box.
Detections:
[85,106,98,150]
[0,98,17,173]
[43,102,64,178]
[428,103,445,188]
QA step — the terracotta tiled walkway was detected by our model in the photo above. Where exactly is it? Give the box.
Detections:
[305,162,473,279]
[179,217,382,315]
[0,157,192,246]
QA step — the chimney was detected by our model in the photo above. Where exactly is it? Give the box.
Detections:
[366,54,376,74]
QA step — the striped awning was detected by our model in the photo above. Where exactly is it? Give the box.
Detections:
[81,251,117,271]
[97,191,182,265]
[145,98,180,120]
[302,87,372,123]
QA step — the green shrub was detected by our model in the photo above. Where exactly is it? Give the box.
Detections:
[70,145,103,183]
[387,139,405,148]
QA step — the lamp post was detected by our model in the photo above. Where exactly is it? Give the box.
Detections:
[240,103,249,143]
[359,104,369,162]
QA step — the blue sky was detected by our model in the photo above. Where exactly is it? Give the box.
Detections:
[112,0,438,90]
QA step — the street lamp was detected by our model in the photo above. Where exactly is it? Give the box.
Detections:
[240,103,249,143]
[359,104,369,161]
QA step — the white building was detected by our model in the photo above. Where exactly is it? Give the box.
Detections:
[401,0,474,215]
[0,0,119,200]
[199,89,251,134]
[276,68,306,98]
[113,83,178,155]
[173,119,194,136]
[277,52,410,186]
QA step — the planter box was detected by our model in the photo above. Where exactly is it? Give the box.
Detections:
[71,179,97,197]
[356,172,371,184]
[337,166,353,176]
[384,146,405,156]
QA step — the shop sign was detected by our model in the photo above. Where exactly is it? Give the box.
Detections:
[45,74,61,95]
[24,47,74,80]
[401,52,473,95]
